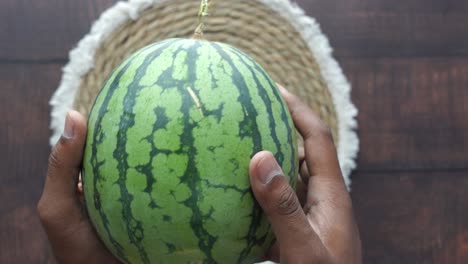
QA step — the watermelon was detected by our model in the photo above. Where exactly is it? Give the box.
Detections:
[82,38,298,264]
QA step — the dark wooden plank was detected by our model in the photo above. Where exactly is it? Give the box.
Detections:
[0,64,62,263]
[304,0,468,13]
[351,170,468,264]
[0,0,117,61]
[2,0,468,60]
[300,0,468,57]
[343,57,468,171]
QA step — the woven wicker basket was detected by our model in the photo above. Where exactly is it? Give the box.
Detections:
[50,0,358,187]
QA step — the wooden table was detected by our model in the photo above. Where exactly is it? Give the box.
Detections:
[2,0,468,263]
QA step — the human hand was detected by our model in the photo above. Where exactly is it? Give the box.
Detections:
[250,86,362,264]
[37,89,361,264]
[37,111,119,264]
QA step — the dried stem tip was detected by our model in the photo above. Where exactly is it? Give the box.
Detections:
[193,0,209,38]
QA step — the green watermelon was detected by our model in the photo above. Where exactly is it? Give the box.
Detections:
[82,38,298,264]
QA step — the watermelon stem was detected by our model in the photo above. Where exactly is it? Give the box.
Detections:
[193,0,209,39]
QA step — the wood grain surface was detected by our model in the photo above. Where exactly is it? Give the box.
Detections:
[2,0,467,263]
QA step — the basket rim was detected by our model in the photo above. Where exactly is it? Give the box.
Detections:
[49,0,359,189]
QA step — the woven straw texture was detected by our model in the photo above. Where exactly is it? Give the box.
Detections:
[73,0,339,143]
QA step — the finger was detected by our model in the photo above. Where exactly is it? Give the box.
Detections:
[295,146,307,206]
[279,86,359,258]
[279,85,350,213]
[296,173,308,207]
[249,151,324,252]
[279,85,344,188]
[37,111,87,230]
[298,145,305,163]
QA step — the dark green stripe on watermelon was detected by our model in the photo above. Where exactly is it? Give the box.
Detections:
[164,41,218,264]
[210,43,272,263]
[87,60,133,264]
[186,51,218,263]
[113,42,180,264]
[85,39,179,264]
[223,46,285,169]
[135,106,168,209]
[227,46,298,186]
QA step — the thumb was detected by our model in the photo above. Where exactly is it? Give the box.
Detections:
[38,111,87,232]
[249,151,323,253]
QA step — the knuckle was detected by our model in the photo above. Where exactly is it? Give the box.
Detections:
[338,195,354,214]
[276,185,301,217]
[302,115,335,144]
[48,147,63,170]
[325,183,354,211]
[315,120,333,140]
[36,199,45,218]
[37,198,71,231]
[37,198,52,224]
[289,104,306,122]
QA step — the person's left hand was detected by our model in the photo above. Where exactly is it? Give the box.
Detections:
[249,86,361,263]
[37,111,119,264]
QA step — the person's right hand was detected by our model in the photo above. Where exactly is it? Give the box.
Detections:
[250,86,362,264]
[37,111,119,264]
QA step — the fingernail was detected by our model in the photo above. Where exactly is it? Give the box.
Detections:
[62,112,74,139]
[258,154,284,184]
